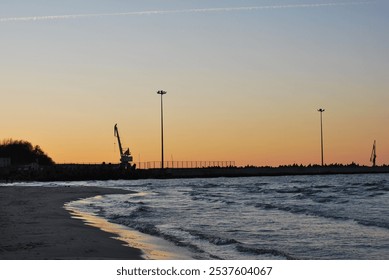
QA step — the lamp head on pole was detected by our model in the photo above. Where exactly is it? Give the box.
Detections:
[157,90,167,95]
[318,108,325,113]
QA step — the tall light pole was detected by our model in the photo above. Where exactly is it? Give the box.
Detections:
[318,108,325,166]
[157,90,167,169]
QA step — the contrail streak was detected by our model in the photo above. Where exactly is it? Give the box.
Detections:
[0,1,374,23]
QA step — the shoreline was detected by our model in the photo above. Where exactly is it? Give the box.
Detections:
[0,186,143,260]
[66,203,194,260]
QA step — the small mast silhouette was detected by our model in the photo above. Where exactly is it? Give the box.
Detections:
[370,140,377,167]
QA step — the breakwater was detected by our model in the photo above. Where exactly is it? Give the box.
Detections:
[1,163,389,182]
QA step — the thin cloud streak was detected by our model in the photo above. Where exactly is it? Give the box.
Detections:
[0,1,375,23]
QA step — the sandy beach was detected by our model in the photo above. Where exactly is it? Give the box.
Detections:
[0,186,143,260]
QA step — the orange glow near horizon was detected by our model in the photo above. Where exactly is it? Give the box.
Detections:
[4,97,388,167]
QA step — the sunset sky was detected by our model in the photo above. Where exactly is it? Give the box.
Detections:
[1,0,388,166]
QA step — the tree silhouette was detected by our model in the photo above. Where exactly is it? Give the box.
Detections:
[0,139,54,165]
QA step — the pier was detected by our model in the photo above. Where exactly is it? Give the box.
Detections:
[1,163,389,182]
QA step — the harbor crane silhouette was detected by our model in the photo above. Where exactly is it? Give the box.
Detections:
[114,124,134,169]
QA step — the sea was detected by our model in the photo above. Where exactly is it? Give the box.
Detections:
[4,173,389,260]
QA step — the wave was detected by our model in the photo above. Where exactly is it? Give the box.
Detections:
[187,230,239,246]
[254,202,389,230]
[254,182,269,186]
[356,219,389,230]
[188,190,235,205]
[362,180,387,187]
[105,215,209,256]
[236,245,295,260]
[349,180,388,193]
[311,196,337,203]
[366,185,389,192]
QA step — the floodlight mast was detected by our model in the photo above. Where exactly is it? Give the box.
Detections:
[157,90,167,169]
[318,109,325,166]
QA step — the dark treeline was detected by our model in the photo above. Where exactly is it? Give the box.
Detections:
[0,139,54,165]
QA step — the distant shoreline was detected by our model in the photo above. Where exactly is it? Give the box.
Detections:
[160,165,389,179]
[1,164,389,182]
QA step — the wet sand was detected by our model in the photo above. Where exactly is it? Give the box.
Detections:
[0,186,143,259]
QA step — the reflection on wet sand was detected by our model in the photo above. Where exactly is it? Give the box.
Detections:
[65,204,192,260]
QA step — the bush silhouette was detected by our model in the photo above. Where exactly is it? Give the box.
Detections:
[0,139,54,165]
